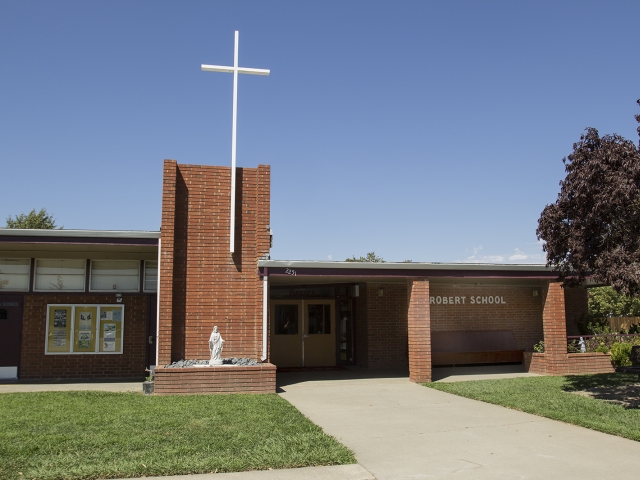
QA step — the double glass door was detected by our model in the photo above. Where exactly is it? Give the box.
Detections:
[270,300,335,367]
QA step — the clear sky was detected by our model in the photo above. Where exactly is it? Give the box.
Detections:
[1,1,639,264]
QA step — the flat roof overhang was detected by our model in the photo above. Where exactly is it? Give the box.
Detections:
[0,229,160,260]
[259,260,562,282]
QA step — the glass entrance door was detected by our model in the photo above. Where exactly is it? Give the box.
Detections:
[270,301,302,368]
[303,300,335,367]
[270,300,336,367]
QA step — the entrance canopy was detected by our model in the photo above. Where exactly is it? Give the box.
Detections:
[258,260,584,381]
[259,260,560,282]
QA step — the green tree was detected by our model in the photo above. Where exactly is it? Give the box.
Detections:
[6,208,62,229]
[588,286,640,317]
[537,100,640,295]
[345,252,385,262]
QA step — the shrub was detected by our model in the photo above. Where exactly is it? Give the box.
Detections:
[610,342,634,366]
[533,340,545,353]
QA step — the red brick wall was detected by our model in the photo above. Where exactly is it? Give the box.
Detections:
[541,282,569,374]
[364,283,408,368]
[429,284,544,352]
[158,160,178,366]
[524,352,614,375]
[20,294,148,379]
[154,364,276,395]
[408,279,431,383]
[159,161,271,365]
[523,284,598,375]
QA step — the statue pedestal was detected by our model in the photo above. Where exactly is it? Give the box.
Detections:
[209,359,223,366]
[153,363,276,395]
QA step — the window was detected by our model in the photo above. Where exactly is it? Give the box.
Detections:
[45,304,125,354]
[307,304,331,334]
[90,260,140,292]
[144,260,158,292]
[0,258,30,291]
[274,304,299,335]
[35,259,86,292]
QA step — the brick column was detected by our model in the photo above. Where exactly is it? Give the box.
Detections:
[542,281,568,375]
[407,278,431,383]
[158,160,178,366]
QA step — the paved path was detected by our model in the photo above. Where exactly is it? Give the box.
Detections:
[278,370,640,480]
[120,465,373,480]
[0,380,141,393]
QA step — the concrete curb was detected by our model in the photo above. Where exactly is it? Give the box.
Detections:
[119,464,375,480]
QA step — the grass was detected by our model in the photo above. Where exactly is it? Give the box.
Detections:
[426,373,640,441]
[0,391,355,479]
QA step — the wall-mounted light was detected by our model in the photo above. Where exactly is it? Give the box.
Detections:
[532,289,538,297]
[116,293,123,303]
[378,287,384,297]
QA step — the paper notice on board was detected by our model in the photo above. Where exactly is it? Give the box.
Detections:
[77,331,91,349]
[54,310,67,328]
[101,311,113,321]
[112,310,121,321]
[78,312,92,330]
[103,340,115,352]
[53,329,66,346]
[103,323,116,339]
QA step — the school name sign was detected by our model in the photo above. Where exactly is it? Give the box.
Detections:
[430,296,506,305]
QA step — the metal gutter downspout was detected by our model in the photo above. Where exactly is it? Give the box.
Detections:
[261,275,268,362]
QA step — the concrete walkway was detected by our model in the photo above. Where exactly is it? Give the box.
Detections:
[0,380,142,393]
[278,369,640,479]
[120,465,374,480]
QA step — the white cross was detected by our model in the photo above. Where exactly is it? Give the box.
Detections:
[202,31,270,253]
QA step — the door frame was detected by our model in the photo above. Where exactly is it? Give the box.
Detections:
[146,294,157,369]
[335,297,357,366]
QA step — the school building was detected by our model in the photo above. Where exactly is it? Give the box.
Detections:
[0,160,614,388]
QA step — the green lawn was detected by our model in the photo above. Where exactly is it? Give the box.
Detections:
[427,373,640,441]
[0,391,355,480]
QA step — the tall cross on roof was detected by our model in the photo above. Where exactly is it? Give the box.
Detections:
[202,31,270,253]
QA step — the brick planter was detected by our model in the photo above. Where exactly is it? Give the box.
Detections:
[524,352,615,375]
[153,363,276,395]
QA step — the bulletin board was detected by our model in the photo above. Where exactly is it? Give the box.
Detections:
[46,305,72,353]
[45,304,125,355]
[73,306,98,352]
[98,305,124,354]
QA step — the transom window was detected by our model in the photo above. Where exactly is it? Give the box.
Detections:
[0,258,30,292]
[144,260,158,292]
[90,260,140,292]
[34,259,86,292]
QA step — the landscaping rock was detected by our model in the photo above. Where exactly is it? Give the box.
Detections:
[165,358,259,368]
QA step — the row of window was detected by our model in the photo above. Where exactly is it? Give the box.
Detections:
[0,259,157,293]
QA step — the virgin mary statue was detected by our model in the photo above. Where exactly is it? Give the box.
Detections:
[209,326,225,366]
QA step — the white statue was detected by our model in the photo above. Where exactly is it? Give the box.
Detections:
[209,326,225,366]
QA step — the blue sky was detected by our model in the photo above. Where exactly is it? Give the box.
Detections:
[1,1,639,263]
